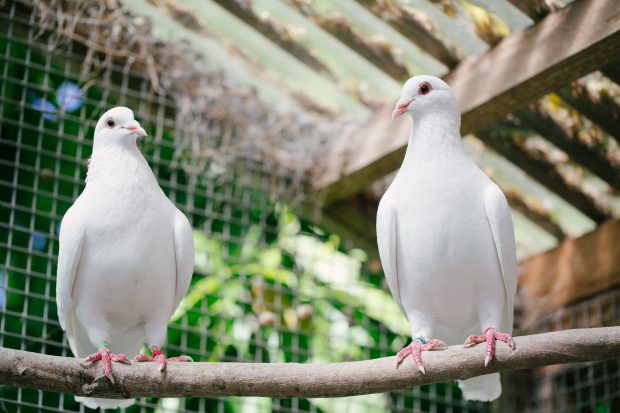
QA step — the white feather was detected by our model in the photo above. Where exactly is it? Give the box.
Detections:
[377,76,517,401]
[56,107,195,409]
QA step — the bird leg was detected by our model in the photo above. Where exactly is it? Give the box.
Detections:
[81,342,130,384]
[133,345,193,372]
[464,327,515,366]
[396,337,447,374]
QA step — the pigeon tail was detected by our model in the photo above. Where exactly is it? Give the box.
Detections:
[457,373,501,401]
[75,396,136,410]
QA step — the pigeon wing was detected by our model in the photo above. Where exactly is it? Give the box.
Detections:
[171,209,194,317]
[56,206,84,331]
[483,183,518,332]
[377,197,406,316]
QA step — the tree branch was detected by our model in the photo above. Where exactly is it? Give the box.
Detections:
[0,328,619,399]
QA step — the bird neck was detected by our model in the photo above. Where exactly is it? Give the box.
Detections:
[402,113,464,165]
[86,143,155,187]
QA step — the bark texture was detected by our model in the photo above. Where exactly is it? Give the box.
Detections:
[0,327,618,399]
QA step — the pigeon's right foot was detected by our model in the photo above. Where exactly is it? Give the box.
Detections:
[81,342,130,384]
[134,345,193,372]
[396,337,447,374]
[464,327,515,367]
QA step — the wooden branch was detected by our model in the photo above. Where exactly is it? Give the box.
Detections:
[315,0,620,204]
[1,328,619,399]
[506,0,550,21]
[556,83,620,145]
[477,124,611,223]
[355,0,460,68]
[514,106,620,190]
[520,220,620,330]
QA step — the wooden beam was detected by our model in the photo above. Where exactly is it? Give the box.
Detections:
[313,15,409,81]
[303,193,380,259]
[514,106,620,190]
[601,62,620,85]
[556,83,620,145]
[315,0,620,202]
[211,0,330,74]
[504,189,566,240]
[505,0,550,21]
[519,219,620,331]
[447,0,620,138]
[354,0,461,68]
[477,124,611,223]
[286,1,409,82]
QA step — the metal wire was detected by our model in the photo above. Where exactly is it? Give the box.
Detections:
[511,287,620,412]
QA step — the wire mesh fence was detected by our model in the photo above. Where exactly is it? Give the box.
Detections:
[514,287,620,413]
[0,1,618,413]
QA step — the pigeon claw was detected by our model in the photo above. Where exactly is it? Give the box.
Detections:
[111,354,131,364]
[395,337,446,374]
[464,327,514,367]
[82,345,129,384]
[396,345,413,368]
[168,355,194,362]
[484,354,492,367]
[507,337,516,350]
[463,334,483,348]
[133,354,152,362]
[134,345,193,372]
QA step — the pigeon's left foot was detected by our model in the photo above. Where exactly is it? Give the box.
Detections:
[81,342,130,384]
[133,345,193,372]
[464,327,515,366]
[396,337,447,374]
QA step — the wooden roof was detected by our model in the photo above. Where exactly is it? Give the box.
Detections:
[126,0,620,258]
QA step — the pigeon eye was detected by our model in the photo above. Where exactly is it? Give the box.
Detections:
[419,82,432,95]
[105,118,116,128]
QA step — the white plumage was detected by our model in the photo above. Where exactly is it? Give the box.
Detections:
[377,76,517,401]
[56,107,194,409]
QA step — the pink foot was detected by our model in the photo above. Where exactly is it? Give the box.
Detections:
[464,327,515,366]
[133,345,193,372]
[81,342,130,384]
[396,337,447,374]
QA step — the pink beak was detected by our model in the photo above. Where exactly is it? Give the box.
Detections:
[392,99,413,119]
[123,120,147,137]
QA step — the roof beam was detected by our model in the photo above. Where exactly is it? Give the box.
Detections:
[601,62,620,85]
[476,124,611,223]
[556,82,620,145]
[519,219,620,330]
[309,194,380,260]
[504,189,566,240]
[315,0,620,203]
[211,0,329,74]
[314,15,409,81]
[514,107,620,190]
[286,1,409,81]
[354,0,461,68]
[505,0,550,21]
[180,0,367,115]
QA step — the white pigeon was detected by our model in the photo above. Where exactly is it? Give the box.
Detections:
[376,75,517,402]
[56,107,195,410]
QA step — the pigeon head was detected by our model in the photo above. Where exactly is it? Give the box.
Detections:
[93,107,147,148]
[392,75,459,124]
